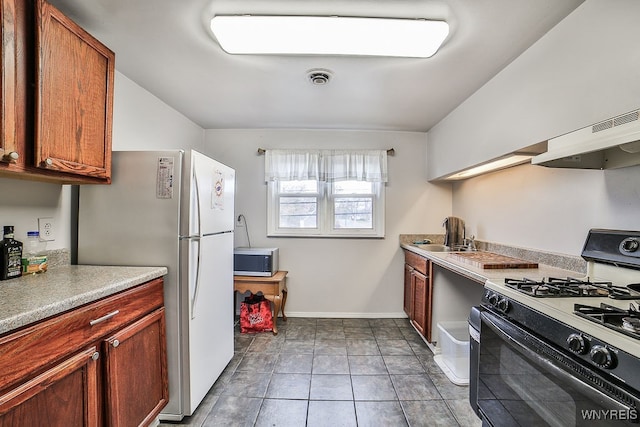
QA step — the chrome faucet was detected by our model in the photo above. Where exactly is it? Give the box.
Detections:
[463,235,477,251]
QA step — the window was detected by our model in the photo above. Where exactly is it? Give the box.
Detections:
[265,149,387,238]
[332,181,375,230]
[268,179,384,237]
[277,180,319,229]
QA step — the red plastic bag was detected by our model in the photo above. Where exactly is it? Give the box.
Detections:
[240,294,273,333]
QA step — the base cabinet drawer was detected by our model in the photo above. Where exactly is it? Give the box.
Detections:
[404,250,428,275]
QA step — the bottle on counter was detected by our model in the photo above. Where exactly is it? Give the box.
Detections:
[22,231,48,275]
[1,226,23,280]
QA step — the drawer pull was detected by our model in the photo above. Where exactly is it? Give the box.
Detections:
[89,310,120,326]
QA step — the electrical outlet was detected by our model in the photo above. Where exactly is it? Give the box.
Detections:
[236,214,245,227]
[38,217,56,241]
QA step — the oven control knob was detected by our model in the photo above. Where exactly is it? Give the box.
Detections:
[566,334,587,354]
[620,237,639,253]
[590,345,615,369]
[497,298,510,313]
[487,293,499,306]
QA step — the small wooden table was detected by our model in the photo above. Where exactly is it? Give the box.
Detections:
[234,271,288,335]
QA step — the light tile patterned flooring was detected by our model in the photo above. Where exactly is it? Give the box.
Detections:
[159,317,481,427]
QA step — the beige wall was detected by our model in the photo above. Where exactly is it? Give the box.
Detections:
[112,72,204,152]
[451,163,640,256]
[0,181,72,250]
[203,129,452,316]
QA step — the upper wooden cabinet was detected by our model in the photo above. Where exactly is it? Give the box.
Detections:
[0,0,114,184]
[35,0,113,180]
[0,0,26,166]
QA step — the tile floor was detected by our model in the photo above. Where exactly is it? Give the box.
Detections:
[159,317,481,427]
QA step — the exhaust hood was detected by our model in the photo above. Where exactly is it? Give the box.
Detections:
[532,109,640,170]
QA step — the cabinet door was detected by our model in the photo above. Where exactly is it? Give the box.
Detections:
[34,0,114,180]
[0,0,27,169]
[424,261,433,342]
[403,264,413,317]
[103,308,168,427]
[0,347,99,426]
[410,270,428,337]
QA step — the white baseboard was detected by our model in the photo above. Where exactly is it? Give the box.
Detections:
[280,312,408,319]
[234,310,408,319]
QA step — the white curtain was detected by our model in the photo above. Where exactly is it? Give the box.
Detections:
[265,149,388,182]
[264,149,322,181]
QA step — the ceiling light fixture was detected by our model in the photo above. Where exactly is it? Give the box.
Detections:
[210,15,449,58]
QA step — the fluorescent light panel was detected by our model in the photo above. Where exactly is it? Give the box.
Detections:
[445,155,533,180]
[210,16,449,58]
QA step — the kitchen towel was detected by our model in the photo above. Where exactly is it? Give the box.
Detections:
[443,216,465,248]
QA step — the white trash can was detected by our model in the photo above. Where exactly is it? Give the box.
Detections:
[434,321,470,385]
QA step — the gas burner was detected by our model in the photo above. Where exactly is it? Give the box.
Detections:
[505,277,617,298]
[623,317,640,333]
[574,303,640,340]
[533,285,550,296]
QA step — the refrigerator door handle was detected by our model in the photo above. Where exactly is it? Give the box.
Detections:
[193,166,203,238]
[191,236,202,320]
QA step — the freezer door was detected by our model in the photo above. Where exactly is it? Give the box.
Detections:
[180,232,234,415]
[182,150,235,237]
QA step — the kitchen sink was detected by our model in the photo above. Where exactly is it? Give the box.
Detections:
[412,243,479,252]
[449,245,478,252]
[413,244,450,252]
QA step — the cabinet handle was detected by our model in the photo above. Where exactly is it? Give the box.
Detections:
[112,339,120,348]
[1,152,19,162]
[42,158,53,167]
[89,309,120,326]
[92,351,100,361]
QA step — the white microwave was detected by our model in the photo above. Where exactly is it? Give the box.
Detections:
[233,247,279,277]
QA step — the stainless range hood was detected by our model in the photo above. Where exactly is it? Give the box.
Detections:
[532,109,640,170]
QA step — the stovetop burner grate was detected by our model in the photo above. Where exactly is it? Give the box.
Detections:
[505,276,620,298]
[574,303,640,340]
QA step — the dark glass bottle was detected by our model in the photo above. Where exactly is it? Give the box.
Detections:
[1,226,23,280]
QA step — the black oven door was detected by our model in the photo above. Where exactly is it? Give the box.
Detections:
[477,309,639,426]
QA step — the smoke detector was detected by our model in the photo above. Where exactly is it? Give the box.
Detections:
[307,69,332,85]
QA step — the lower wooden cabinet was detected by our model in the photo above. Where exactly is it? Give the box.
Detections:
[403,263,413,316]
[104,308,168,427]
[403,250,434,342]
[0,347,100,427]
[0,278,167,427]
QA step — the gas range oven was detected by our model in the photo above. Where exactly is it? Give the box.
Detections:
[469,229,640,426]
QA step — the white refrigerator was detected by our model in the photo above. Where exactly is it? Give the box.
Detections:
[77,149,235,421]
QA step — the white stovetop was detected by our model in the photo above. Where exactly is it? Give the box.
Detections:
[485,264,640,357]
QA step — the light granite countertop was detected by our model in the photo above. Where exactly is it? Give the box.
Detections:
[0,265,167,336]
[401,243,581,285]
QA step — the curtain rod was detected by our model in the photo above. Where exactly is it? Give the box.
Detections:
[257,148,395,156]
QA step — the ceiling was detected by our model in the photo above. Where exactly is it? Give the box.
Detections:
[49,0,584,132]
